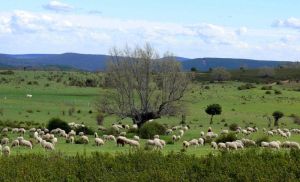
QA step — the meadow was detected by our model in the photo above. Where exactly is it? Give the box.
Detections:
[1,70,300,156]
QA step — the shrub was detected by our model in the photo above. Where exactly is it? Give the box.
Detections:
[265,91,272,94]
[238,83,256,90]
[229,123,239,131]
[104,127,120,136]
[274,90,282,95]
[96,113,104,125]
[215,133,238,143]
[138,122,166,139]
[0,70,14,75]
[261,85,272,90]
[47,118,71,133]
[74,126,94,135]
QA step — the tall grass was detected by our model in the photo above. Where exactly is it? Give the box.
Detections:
[0,149,300,181]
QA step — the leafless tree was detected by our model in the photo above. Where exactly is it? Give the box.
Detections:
[98,44,189,127]
[210,67,231,81]
[258,67,275,78]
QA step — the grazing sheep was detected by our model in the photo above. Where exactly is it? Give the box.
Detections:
[290,142,300,149]
[198,138,204,146]
[172,135,177,142]
[183,141,190,149]
[132,124,138,129]
[146,139,164,150]
[218,142,227,150]
[261,142,269,148]
[51,137,58,145]
[95,138,105,146]
[200,131,205,137]
[19,139,33,149]
[166,129,173,135]
[18,128,26,135]
[94,132,98,138]
[153,135,160,139]
[182,126,189,132]
[117,136,127,147]
[226,142,238,150]
[68,130,76,137]
[124,125,130,130]
[11,139,19,148]
[269,141,280,149]
[179,130,184,137]
[103,135,116,142]
[12,128,19,133]
[133,135,140,141]
[78,132,84,136]
[67,136,75,144]
[26,94,32,98]
[2,128,8,134]
[119,132,127,137]
[1,137,9,145]
[81,136,89,144]
[241,138,256,147]
[267,131,274,136]
[211,142,218,149]
[126,139,140,148]
[41,140,55,151]
[234,141,244,149]
[188,139,199,147]
[2,146,10,156]
[221,130,229,135]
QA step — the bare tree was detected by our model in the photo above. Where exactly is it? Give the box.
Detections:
[258,67,275,78]
[210,67,231,81]
[98,44,189,127]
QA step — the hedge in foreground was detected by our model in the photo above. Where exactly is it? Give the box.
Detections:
[1,149,300,181]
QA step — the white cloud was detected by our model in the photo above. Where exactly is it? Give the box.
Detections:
[236,27,248,35]
[0,10,300,61]
[43,1,73,12]
[273,17,300,29]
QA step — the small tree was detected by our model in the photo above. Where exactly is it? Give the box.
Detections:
[272,111,284,127]
[205,104,222,124]
[190,67,197,72]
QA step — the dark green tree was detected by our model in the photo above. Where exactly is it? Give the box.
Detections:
[272,111,284,127]
[205,104,222,124]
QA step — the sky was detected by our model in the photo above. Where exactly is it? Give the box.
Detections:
[0,0,300,60]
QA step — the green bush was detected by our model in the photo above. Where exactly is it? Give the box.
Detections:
[229,123,239,131]
[74,126,94,135]
[138,122,166,139]
[274,90,282,95]
[261,85,272,90]
[47,118,71,133]
[265,90,272,94]
[1,150,300,181]
[238,83,256,90]
[215,132,238,143]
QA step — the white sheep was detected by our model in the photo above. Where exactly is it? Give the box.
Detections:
[41,140,55,151]
[120,132,127,137]
[198,138,204,146]
[267,131,273,136]
[81,136,89,144]
[11,139,20,148]
[261,141,269,148]
[269,141,280,149]
[78,132,84,136]
[153,135,160,139]
[183,141,190,149]
[95,138,105,146]
[218,142,227,150]
[211,142,218,149]
[133,135,140,141]
[51,137,58,145]
[26,94,32,98]
[19,139,33,149]
[221,130,229,135]
[166,129,173,135]
[225,142,237,150]
[179,130,184,137]
[2,146,10,156]
[1,137,9,145]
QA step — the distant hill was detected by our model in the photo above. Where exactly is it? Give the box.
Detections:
[181,58,289,71]
[0,53,291,71]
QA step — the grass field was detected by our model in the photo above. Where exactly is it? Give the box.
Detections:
[1,70,300,156]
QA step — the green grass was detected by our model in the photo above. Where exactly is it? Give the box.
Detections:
[1,70,300,156]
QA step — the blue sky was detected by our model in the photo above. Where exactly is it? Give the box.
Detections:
[0,0,300,60]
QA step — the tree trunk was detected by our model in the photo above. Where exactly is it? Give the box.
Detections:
[274,119,279,127]
[210,115,214,125]
[134,112,161,128]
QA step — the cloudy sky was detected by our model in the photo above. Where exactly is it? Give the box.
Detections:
[0,0,300,60]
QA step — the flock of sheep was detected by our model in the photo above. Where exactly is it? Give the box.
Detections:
[1,122,300,157]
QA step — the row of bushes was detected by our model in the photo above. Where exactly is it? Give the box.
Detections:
[0,150,300,181]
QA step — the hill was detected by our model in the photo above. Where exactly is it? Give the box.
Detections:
[0,53,291,71]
